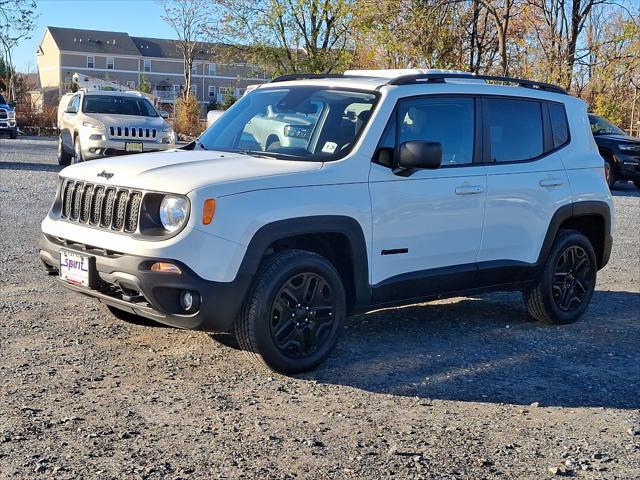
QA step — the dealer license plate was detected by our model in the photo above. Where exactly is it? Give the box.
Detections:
[60,250,91,287]
[125,142,143,153]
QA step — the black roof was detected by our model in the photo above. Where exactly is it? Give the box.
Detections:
[47,26,242,62]
[48,26,141,56]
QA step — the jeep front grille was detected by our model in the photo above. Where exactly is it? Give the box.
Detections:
[60,179,142,233]
[109,126,157,140]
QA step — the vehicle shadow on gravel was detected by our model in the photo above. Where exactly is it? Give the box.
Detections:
[0,161,63,173]
[612,183,640,197]
[307,290,640,409]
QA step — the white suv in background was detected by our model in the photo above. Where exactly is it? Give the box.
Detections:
[40,70,614,374]
[57,90,176,165]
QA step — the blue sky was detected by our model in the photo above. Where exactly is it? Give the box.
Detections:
[15,0,177,72]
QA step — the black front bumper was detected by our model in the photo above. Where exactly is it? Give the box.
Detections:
[39,234,246,332]
[615,153,640,179]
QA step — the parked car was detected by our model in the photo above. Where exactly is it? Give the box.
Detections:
[40,70,614,373]
[0,94,17,139]
[589,113,640,189]
[57,90,176,165]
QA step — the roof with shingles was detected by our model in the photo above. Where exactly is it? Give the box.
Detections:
[46,27,245,63]
[47,26,141,56]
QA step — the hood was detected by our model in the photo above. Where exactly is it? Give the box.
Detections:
[0,103,12,111]
[60,149,323,194]
[85,113,165,127]
[594,133,639,143]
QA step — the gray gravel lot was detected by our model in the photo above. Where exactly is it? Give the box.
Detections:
[1,136,639,479]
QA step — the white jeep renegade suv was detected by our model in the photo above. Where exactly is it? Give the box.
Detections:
[40,70,614,373]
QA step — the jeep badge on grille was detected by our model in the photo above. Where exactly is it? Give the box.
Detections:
[97,170,114,180]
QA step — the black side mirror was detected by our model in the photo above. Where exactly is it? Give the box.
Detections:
[394,141,442,175]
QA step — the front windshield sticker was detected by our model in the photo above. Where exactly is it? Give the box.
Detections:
[322,142,337,154]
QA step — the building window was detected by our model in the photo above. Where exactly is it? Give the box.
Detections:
[208,63,216,76]
[208,85,216,98]
[143,59,151,72]
[87,56,95,69]
[190,84,198,97]
[191,63,198,75]
[107,57,114,70]
[218,86,233,102]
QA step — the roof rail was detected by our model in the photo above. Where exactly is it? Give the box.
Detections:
[270,73,373,83]
[386,72,567,94]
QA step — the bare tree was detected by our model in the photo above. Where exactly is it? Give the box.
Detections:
[477,0,517,75]
[211,0,356,74]
[0,0,37,103]
[159,0,211,99]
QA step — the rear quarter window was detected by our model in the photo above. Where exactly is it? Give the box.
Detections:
[548,102,569,148]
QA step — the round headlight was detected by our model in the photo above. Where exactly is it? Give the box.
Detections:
[159,195,189,232]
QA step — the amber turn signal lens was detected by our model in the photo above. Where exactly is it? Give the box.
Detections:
[150,262,181,274]
[203,199,216,225]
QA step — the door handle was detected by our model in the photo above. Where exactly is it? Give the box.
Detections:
[539,178,564,188]
[455,185,484,195]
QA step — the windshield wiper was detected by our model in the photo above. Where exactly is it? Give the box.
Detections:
[236,149,275,159]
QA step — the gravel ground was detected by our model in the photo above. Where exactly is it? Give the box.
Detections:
[1,137,639,479]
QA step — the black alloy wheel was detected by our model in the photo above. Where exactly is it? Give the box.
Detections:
[552,245,593,312]
[235,249,346,373]
[524,230,597,325]
[269,271,336,359]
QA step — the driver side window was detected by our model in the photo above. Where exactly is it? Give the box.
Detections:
[397,97,474,166]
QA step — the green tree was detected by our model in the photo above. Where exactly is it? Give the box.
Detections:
[221,91,236,110]
[139,75,152,94]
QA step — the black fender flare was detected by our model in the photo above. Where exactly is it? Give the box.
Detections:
[537,200,613,269]
[232,215,371,311]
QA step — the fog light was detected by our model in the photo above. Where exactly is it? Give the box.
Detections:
[180,290,200,312]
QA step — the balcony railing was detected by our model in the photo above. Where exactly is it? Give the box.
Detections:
[154,90,177,102]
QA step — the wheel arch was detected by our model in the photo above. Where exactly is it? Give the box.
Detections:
[237,216,371,312]
[538,201,612,270]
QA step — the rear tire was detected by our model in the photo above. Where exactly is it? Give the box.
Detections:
[524,230,597,325]
[58,136,72,166]
[234,250,346,374]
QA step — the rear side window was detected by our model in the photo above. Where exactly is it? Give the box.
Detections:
[486,98,543,162]
[548,102,569,148]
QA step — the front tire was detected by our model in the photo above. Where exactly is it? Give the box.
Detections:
[235,250,346,374]
[9,127,17,139]
[73,135,84,164]
[524,230,597,325]
[58,136,72,165]
[633,179,640,190]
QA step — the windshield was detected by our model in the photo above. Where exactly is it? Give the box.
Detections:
[83,95,158,117]
[197,86,378,161]
[589,114,625,136]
